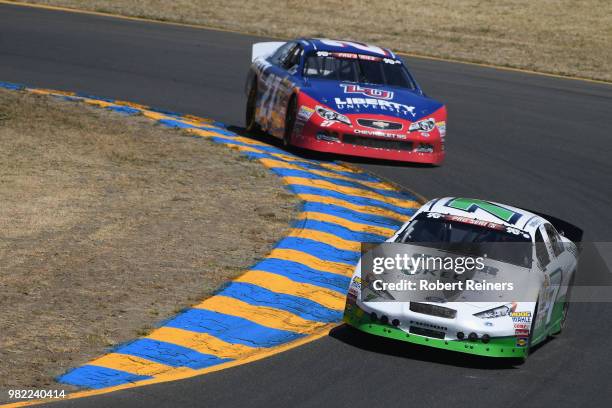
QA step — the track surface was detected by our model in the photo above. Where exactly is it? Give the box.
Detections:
[2,3,612,407]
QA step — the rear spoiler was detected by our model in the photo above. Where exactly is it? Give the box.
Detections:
[525,209,584,244]
[251,41,286,62]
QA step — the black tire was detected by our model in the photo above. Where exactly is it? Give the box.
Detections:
[524,299,540,359]
[245,80,260,133]
[283,95,297,147]
[553,272,575,335]
[557,298,570,334]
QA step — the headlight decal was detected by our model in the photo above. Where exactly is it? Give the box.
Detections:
[315,105,351,126]
[474,304,511,319]
[409,118,436,133]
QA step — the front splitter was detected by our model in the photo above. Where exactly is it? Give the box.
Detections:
[343,304,528,359]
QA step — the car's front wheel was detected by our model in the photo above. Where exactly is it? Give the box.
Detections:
[553,272,575,335]
[558,299,570,333]
[521,298,542,362]
[245,80,260,133]
[283,95,297,147]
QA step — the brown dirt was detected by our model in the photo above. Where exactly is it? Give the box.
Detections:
[17,0,612,82]
[0,88,299,399]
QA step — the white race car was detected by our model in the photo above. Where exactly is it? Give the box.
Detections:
[343,197,579,360]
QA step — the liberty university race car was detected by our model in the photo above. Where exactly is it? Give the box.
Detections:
[343,197,579,360]
[245,38,447,164]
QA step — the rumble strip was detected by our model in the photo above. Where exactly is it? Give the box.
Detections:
[0,81,421,403]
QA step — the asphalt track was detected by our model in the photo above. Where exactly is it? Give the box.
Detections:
[1,3,612,407]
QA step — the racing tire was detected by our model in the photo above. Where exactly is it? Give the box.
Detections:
[522,299,540,361]
[283,95,297,148]
[245,80,261,133]
[556,299,570,334]
[553,272,575,335]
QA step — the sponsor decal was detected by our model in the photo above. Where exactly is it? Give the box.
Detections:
[317,51,359,59]
[436,120,446,137]
[444,214,507,231]
[341,84,394,100]
[334,97,416,117]
[511,311,532,323]
[357,54,381,61]
[353,128,406,139]
[316,51,399,63]
[383,58,402,65]
[513,323,530,330]
[297,105,315,121]
[514,329,530,336]
[516,337,529,347]
[294,107,313,137]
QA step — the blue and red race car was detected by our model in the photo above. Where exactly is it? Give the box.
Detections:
[245,38,447,164]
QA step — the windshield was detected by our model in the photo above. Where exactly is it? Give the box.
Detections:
[303,51,416,89]
[397,213,533,268]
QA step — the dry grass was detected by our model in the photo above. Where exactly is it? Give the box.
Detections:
[18,0,612,82]
[0,88,299,398]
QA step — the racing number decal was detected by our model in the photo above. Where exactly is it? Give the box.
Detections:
[543,268,563,326]
[259,73,283,128]
[445,198,522,224]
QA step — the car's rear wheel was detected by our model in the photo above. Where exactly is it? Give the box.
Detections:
[283,95,297,147]
[245,79,260,133]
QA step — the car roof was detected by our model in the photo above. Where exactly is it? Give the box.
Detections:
[299,38,397,59]
[418,197,546,234]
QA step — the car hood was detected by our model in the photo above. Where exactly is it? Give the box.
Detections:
[301,79,444,121]
[358,243,541,304]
